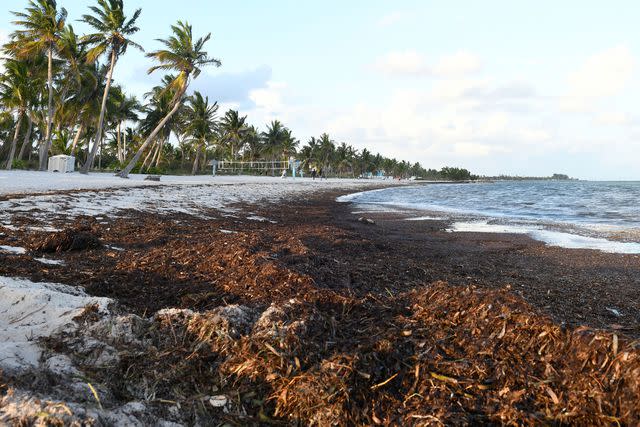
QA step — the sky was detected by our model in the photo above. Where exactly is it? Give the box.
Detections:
[2,0,640,180]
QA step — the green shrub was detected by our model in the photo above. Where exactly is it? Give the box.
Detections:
[146,166,165,175]
[11,159,26,169]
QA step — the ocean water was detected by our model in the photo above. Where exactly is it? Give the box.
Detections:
[338,181,640,254]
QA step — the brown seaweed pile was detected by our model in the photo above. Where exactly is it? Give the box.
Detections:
[31,218,103,253]
[41,282,638,425]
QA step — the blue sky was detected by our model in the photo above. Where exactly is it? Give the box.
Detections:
[2,0,640,179]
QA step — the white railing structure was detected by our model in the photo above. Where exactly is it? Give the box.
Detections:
[212,157,301,177]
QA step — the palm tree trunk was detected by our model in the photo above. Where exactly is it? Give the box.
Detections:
[202,146,208,173]
[98,137,103,170]
[81,49,117,174]
[70,122,84,156]
[123,127,127,159]
[141,139,157,172]
[176,134,184,169]
[17,114,33,161]
[153,137,165,168]
[191,145,200,175]
[118,83,189,178]
[5,111,24,170]
[148,142,159,169]
[39,46,55,171]
[116,121,122,163]
[54,84,71,136]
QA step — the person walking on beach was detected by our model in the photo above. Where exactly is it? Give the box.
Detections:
[318,167,323,180]
[311,167,317,180]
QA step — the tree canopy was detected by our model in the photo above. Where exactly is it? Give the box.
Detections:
[0,0,475,181]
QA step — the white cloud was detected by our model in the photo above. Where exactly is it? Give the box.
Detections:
[373,50,481,78]
[327,87,542,151]
[230,46,638,178]
[249,81,287,112]
[452,142,514,157]
[595,112,630,126]
[218,101,242,113]
[518,128,552,143]
[373,50,429,75]
[561,45,636,112]
[431,78,487,99]
[377,11,403,27]
[433,51,482,76]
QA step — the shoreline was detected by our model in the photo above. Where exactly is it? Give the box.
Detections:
[1,182,640,424]
[347,201,640,252]
[332,191,640,334]
[341,184,640,252]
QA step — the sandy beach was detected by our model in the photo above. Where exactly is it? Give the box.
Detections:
[1,172,640,425]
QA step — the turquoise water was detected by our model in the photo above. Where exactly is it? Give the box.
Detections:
[339,181,640,253]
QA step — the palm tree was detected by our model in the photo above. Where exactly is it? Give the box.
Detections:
[66,62,101,158]
[80,0,142,173]
[359,147,373,176]
[5,53,46,162]
[219,109,247,160]
[280,128,298,161]
[0,60,34,169]
[318,132,335,173]
[55,25,86,116]
[0,112,15,153]
[10,0,67,170]
[260,120,287,160]
[109,86,141,163]
[184,91,218,174]
[298,136,319,171]
[335,142,355,177]
[118,21,221,178]
[242,125,262,161]
[137,75,185,171]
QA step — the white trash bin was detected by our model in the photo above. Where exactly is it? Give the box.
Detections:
[47,155,75,173]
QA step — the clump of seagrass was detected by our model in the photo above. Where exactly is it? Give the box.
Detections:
[33,218,102,253]
[0,389,78,426]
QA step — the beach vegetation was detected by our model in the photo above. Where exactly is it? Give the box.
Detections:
[0,0,475,180]
[79,0,142,173]
[117,20,221,178]
[9,0,67,171]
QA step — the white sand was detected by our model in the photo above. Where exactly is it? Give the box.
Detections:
[0,245,26,254]
[0,170,383,196]
[0,171,395,224]
[0,276,112,374]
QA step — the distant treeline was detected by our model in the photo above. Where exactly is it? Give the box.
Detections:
[482,173,574,181]
[417,167,478,181]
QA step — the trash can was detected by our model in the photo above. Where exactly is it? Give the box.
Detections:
[47,155,75,173]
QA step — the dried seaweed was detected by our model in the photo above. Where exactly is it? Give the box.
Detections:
[67,282,639,425]
[32,218,103,253]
